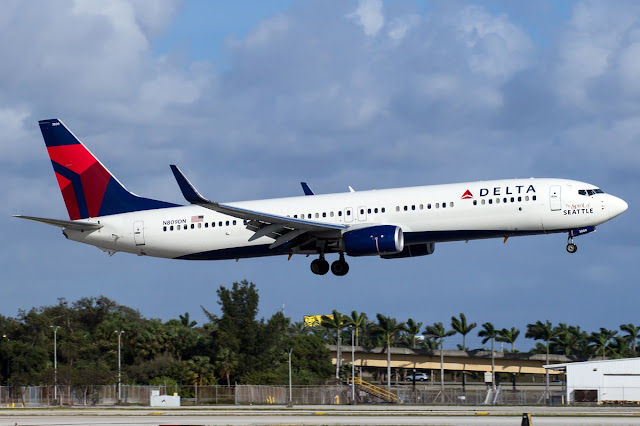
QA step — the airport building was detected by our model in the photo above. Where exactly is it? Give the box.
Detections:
[545,358,640,404]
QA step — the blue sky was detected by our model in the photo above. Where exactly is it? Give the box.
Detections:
[2,0,638,351]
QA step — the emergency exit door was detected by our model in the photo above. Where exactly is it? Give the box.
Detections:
[549,186,561,211]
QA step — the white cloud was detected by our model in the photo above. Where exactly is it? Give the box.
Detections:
[348,0,384,37]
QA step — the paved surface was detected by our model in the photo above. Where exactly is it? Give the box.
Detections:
[1,405,640,425]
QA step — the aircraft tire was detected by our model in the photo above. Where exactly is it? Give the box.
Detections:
[311,258,329,275]
[566,243,577,253]
[331,260,349,276]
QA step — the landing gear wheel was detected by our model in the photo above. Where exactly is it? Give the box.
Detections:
[310,258,329,275]
[566,243,577,253]
[331,260,350,276]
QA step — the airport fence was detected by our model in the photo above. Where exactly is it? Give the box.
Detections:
[0,384,569,407]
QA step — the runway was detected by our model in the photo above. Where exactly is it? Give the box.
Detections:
[1,405,640,426]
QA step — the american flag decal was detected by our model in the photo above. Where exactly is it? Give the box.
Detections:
[191,215,204,223]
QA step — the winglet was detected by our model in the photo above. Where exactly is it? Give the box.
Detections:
[170,165,213,205]
[301,182,314,196]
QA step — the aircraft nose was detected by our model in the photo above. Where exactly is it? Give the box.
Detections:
[609,196,628,219]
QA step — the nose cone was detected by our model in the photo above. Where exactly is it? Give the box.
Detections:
[609,196,628,219]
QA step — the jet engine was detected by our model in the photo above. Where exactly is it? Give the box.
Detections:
[342,225,404,257]
[381,242,435,259]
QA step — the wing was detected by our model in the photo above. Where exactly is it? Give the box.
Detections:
[301,182,314,195]
[14,215,103,231]
[170,165,347,250]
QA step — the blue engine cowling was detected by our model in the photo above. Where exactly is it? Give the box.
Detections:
[381,243,435,259]
[342,225,404,257]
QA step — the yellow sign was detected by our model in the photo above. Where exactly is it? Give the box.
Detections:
[304,315,332,327]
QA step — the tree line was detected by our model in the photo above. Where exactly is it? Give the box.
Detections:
[0,281,637,389]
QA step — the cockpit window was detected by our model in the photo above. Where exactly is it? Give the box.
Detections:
[579,188,604,196]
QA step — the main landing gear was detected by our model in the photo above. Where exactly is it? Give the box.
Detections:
[566,234,577,253]
[310,253,349,276]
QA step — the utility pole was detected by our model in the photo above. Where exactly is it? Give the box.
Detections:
[50,326,60,404]
[114,330,124,404]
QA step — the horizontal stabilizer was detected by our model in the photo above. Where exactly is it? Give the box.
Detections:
[13,215,103,231]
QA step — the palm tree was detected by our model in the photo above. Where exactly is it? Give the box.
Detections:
[350,311,368,347]
[371,314,406,390]
[179,312,197,328]
[451,313,477,351]
[589,328,618,359]
[497,327,520,352]
[526,320,563,401]
[551,324,589,357]
[620,323,640,353]
[424,322,455,401]
[405,318,423,349]
[321,310,352,379]
[478,322,498,389]
[215,347,238,387]
[451,313,477,391]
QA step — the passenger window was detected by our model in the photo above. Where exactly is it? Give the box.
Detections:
[294,215,297,218]
[488,199,492,205]
[367,208,371,214]
[338,211,342,217]
[525,196,529,201]
[226,221,230,226]
[374,208,378,213]
[518,197,522,202]
[442,202,447,208]
[481,200,485,205]
[428,204,432,209]
[347,210,351,216]
[533,195,537,201]
[191,224,195,229]
[323,212,327,217]
[473,200,477,206]
[495,199,500,204]
[308,214,312,219]
[184,225,187,230]
[198,223,202,229]
[404,206,408,211]
[396,206,400,212]
[170,225,174,231]
[411,205,416,211]
[330,212,334,217]
[420,204,423,210]
[450,202,454,207]
[510,197,515,203]
[205,223,208,228]
[381,207,386,213]
[360,209,365,214]
[219,221,223,227]
[503,198,507,203]
[163,226,167,232]
[233,220,237,225]
[436,203,440,208]
[177,225,181,230]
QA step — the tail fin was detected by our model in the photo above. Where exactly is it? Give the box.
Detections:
[39,119,178,220]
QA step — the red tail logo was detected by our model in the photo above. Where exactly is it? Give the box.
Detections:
[461,190,473,200]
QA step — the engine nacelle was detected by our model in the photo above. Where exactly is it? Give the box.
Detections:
[342,225,404,257]
[381,243,435,259]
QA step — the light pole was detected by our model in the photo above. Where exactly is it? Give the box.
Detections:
[50,326,60,404]
[287,348,293,407]
[351,328,355,404]
[114,330,124,404]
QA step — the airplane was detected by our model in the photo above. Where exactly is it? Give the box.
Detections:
[15,119,628,276]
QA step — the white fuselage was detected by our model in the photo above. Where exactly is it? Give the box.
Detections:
[62,178,627,260]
